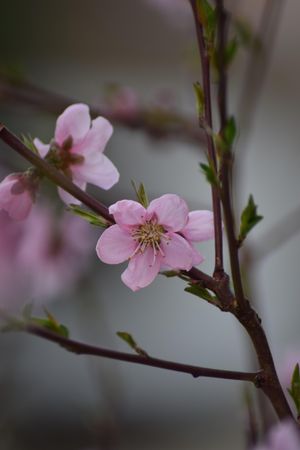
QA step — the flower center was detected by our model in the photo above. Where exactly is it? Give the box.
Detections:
[131,220,166,256]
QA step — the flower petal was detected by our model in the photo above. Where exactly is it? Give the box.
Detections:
[189,243,205,265]
[181,210,214,242]
[96,224,136,264]
[8,191,33,220]
[121,247,161,291]
[147,194,189,231]
[57,180,87,205]
[161,232,193,270]
[55,104,90,147]
[33,138,50,158]
[72,116,113,156]
[109,200,146,229]
[73,154,119,190]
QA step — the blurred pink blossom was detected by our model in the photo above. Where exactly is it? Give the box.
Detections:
[34,103,119,205]
[17,205,95,301]
[106,86,139,119]
[252,421,300,450]
[0,172,37,220]
[96,194,214,291]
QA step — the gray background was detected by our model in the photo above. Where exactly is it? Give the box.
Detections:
[0,1,300,449]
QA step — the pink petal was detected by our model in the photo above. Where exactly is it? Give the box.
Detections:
[161,232,193,270]
[33,138,50,158]
[147,194,189,231]
[181,210,214,242]
[121,247,161,291]
[96,224,136,264]
[54,104,90,147]
[0,175,33,220]
[57,180,87,205]
[72,116,113,156]
[8,191,33,220]
[189,243,205,266]
[109,200,146,229]
[73,154,119,190]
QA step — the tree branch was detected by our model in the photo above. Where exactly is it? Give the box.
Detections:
[189,0,224,277]
[0,74,205,146]
[24,322,258,383]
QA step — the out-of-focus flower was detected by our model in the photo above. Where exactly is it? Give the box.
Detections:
[17,205,95,301]
[0,211,25,311]
[105,86,139,119]
[251,421,300,450]
[0,172,38,220]
[96,194,214,291]
[34,103,119,205]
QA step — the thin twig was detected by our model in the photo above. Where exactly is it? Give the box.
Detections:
[189,0,224,277]
[0,75,205,146]
[25,323,259,383]
[0,124,113,223]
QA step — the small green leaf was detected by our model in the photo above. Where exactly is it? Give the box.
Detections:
[117,331,148,357]
[131,181,149,208]
[30,309,69,338]
[21,134,39,154]
[196,0,217,44]
[200,162,218,186]
[161,270,180,278]
[193,82,205,118]
[224,38,239,67]
[239,195,263,243]
[67,204,109,227]
[223,116,236,148]
[288,363,300,415]
[185,283,221,308]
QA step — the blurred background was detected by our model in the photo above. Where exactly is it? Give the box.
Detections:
[0,0,300,449]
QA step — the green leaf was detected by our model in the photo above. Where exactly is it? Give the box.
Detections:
[196,0,217,44]
[223,116,236,148]
[239,195,263,243]
[224,38,239,67]
[67,204,109,227]
[117,331,148,357]
[200,162,218,186]
[193,82,205,118]
[161,270,180,278]
[185,283,221,308]
[131,181,149,208]
[288,363,300,415]
[21,134,39,155]
[30,309,69,338]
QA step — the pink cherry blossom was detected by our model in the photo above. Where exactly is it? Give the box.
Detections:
[252,421,300,450]
[105,86,139,119]
[0,173,36,220]
[96,194,214,291]
[34,103,119,205]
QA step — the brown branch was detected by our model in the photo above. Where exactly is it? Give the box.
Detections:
[189,0,224,278]
[25,323,258,383]
[0,124,113,224]
[0,75,205,146]
[214,0,293,421]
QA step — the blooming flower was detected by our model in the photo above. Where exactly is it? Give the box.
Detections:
[96,194,214,291]
[251,421,300,450]
[0,172,37,220]
[34,103,119,205]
